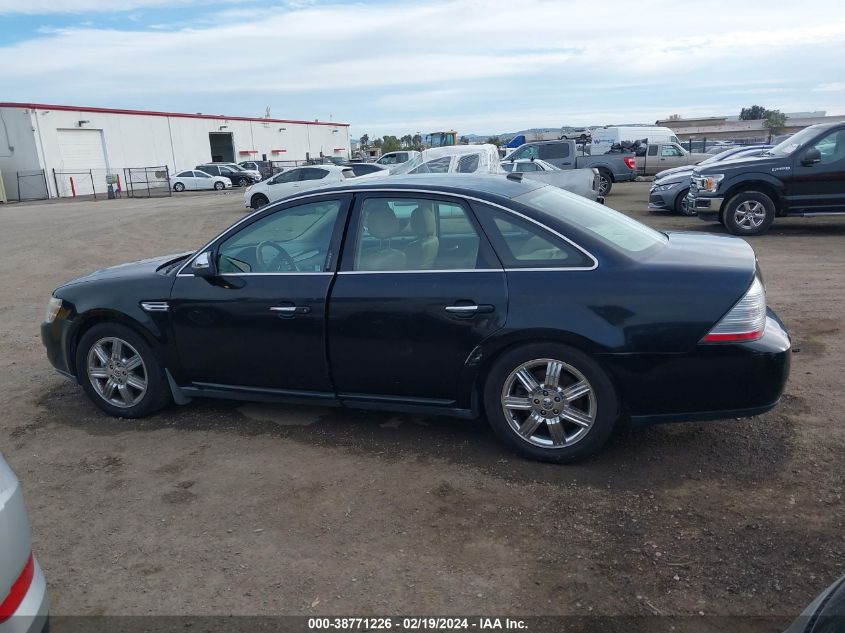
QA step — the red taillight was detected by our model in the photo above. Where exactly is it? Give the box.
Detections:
[701,277,766,343]
[623,156,636,170]
[0,552,34,622]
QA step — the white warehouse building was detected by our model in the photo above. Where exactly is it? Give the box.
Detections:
[0,102,351,200]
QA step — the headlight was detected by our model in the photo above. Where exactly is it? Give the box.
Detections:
[45,296,63,323]
[699,174,724,192]
[654,182,679,191]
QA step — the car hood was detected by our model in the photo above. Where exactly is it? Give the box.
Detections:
[654,166,695,182]
[694,154,780,175]
[56,252,192,289]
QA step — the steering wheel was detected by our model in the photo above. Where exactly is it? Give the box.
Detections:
[256,241,298,272]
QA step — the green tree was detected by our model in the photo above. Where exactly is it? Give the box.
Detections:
[400,134,414,148]
[739,105,768,120]
[373,137,383,149]
[359,134,369,148]
[486,135,503,147]
[763,110,788,140]
[381,135,402,153]
[412,133,422,149]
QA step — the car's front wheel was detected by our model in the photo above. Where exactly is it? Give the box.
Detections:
[214,181,225,190]
[674,188,695,215]
[483,343,618,463]
[75,323,170,418]
[173,182,185,192]
[238,177,250,187]
[722,191,775,236]
[251,193,269,208]
[597,169,613,196]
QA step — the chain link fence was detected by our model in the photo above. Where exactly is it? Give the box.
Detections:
[123,166,171,198]
[9,169,51,201]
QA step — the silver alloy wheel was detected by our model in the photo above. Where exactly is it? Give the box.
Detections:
[598,175,610,195]
[500,358,596,448]
[86,337,148,408]
[734,200,766,228]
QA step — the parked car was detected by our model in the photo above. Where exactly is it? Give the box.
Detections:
[501,159,601,202]
[41,174,790,463]
[636,143,711,176]
[649,146,772,215]
[196,164,258,187]
[238,160,273,180]
[171,170,231,192]
[344,163,389,178]
[0,452,48,632]
[243,164,352,209]
[784,573,845,632]
[504,139,636,195]
[374,151,419,167]
[209,162,262,180]
[690,122,845,235]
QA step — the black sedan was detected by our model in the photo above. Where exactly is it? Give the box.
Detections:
[41,174,791,463]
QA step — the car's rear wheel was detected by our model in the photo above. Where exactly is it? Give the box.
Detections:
[238,177,250,187]
[173,182,185,192]
[251,193,269,208]
[76,323,170,418]
[674,188,695,215]
[213,181,225,190]
[483,343,618,463]
[723,191,775,236]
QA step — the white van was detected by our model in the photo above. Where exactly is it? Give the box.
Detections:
[589,126,680,154]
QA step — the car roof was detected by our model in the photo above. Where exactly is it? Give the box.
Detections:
[310,173,546,200]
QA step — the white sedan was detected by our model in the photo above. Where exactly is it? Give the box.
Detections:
[244,164,352,209]
[171,170,232,192]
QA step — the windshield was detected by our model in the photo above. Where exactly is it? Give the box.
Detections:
[514,186,667,255]
[767,126,820,157]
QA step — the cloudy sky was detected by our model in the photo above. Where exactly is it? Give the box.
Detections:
[1,0,844,138]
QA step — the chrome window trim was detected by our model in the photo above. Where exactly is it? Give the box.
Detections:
[177,186,599,277]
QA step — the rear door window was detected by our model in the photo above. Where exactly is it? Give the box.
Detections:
[539,143,569,159]
[299,168,329,181]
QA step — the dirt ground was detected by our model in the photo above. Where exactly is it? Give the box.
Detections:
[1,183,843,626]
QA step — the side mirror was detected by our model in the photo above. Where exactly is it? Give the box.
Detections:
[801,148,821,166]
[191,251,217,277]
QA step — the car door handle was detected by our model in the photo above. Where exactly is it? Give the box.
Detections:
[445,304,494,315]
[270,305,311,316]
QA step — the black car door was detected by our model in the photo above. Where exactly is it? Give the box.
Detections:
[783,128,845,212]
[169,193,351,395]
[327,193,508,409]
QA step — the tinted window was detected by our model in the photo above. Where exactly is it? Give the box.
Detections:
[456,153,480,173]
[198,166,218,175]
[353,197,485,271]
[808,129,845,164]
[647,145,658,157]
[515,162,540,172]
[514,186,667,255]
[193,171,211,178]
[269,170,301,184]
[539,143,569,159]
[477,206,592,268]
[299,168,329,181]
[216,200,341,274]
[501,163,515,172]
[176,171,193,177]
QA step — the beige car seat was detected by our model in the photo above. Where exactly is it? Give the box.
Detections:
[404,204,439,269]
[357,201,406,271]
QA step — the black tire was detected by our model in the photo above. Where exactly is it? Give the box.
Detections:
[674,188,695,215]
[213,181,225,190]
[597,169,613,196]
[251,193,269,209]
[75,323,170,418]
[173,182,185,192]
[722,191,775,236]
[483,343,618,463]
[238,177,250,187]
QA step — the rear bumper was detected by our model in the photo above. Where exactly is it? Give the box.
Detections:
[0,559,49,633]
[602,311,791,424]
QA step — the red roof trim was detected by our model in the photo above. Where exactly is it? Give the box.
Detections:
[0,102,350,128]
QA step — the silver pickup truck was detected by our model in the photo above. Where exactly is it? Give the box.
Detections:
[503,139,637,195]
[637,143,710,176]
